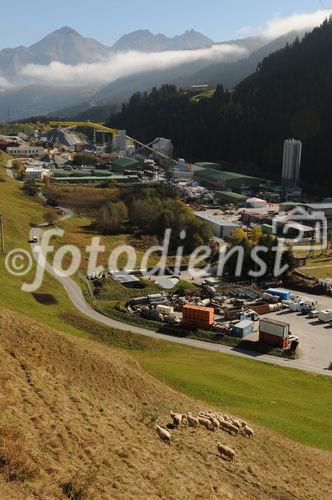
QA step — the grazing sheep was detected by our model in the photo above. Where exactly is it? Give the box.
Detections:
[211,417,220,431]
[198,417,213,431]
[155,425,171,445]
[231,419,241,429]
[170,412,183,429]
[216,442,236,462]
[242,425,254,439]
[187,414,199,427]
[221,421,239,436]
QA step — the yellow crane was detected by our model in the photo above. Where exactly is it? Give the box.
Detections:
[49,120,182,185]
[49,121,119,136]
[49,120,180,163]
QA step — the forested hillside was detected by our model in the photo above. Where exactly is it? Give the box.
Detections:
[110,18,332,193]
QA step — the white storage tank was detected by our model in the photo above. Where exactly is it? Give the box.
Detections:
[156,305,174,315]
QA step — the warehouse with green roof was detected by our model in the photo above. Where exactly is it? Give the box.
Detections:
[193,169,269,189]
[215,191,248,205]
[112,157,140,173]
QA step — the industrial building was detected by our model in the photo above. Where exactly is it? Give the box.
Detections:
[246,197,267,209]
[112,157,140,173]
[25,164,44,180]
[215,191,247,205]
[194,162,222,170]
[50,174,139,184]
[193,169,268,190]
[282,139,302,186]
[195,212,241,238]
[7,146,45,157]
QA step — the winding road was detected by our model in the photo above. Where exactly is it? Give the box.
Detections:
[7,161,331,376]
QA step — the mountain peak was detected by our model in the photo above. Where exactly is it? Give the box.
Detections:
[53,26,81,36]
[112,29,213,53]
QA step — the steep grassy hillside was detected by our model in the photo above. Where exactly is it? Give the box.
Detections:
[1,307,331,499]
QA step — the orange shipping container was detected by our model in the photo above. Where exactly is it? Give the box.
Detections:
[259,332,289,349]
[182,305,214,329]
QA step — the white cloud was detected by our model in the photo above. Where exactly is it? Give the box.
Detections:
[262,9,332,39]
[19,43,247,86]
[0,76,14,91]
[238,9,332,40]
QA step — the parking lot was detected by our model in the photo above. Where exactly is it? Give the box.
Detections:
[265,291,332,372]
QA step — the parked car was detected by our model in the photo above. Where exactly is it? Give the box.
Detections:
[299,303,313,315]
[28,236,38,244]
[289,335,299,343]
[308,309,319,319]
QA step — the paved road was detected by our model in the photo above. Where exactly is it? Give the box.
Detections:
[8,163,330,376]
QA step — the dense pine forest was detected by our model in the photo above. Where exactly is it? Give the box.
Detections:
[110,17,332,193]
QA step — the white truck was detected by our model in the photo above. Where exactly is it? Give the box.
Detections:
[289,302,301,312]
[318,310,332,323]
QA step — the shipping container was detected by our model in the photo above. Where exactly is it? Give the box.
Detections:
[267,288,291,301]
[250,303,270,315]
[231,320,254,338]
[259,331,289,349]
[182,305,214,329]
[259,318,289,338]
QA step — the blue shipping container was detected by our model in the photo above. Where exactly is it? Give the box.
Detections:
[231,320,254,338]
[267,288,291,301]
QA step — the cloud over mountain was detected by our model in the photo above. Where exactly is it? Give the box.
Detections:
[19,43,248,85]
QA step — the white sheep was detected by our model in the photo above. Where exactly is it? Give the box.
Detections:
[216,442,236,462]
[155,425,171,445]
[221,421,239,436]
[198,417,213,431]
[242,425,254,439]
[170,412,183,429]
[186,414,199,427]
[231,419,241,429]
[211,417,220,431]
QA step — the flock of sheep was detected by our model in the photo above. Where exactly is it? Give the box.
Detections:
[155,410,254,462]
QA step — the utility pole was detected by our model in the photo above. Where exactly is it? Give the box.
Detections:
[0,214,5,253]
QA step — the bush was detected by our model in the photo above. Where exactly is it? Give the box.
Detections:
[22,178,38,196]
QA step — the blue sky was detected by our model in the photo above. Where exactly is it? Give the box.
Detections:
[0,0,329,47]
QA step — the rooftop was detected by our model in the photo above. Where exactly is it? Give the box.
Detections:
[195,211,241,227]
